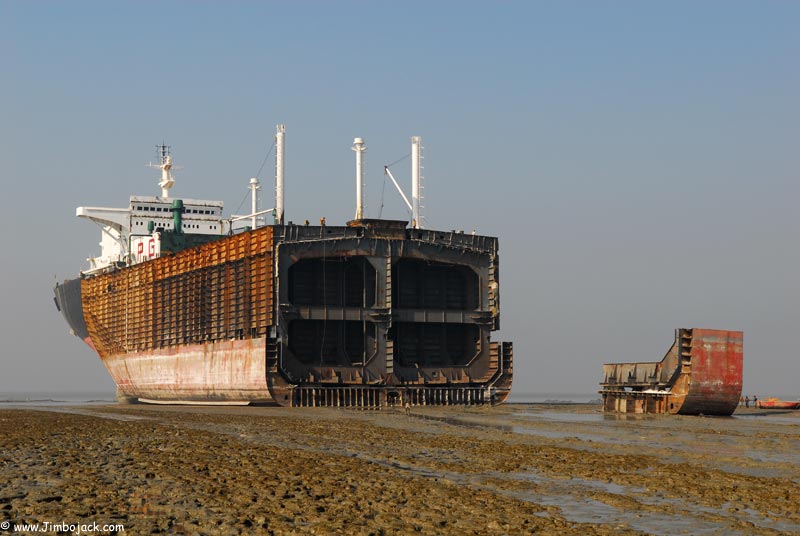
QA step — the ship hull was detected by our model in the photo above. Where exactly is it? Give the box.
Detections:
[105,338,272,404]
[54,277,95,350]
[55,222,512,407]
[55,276,273,404]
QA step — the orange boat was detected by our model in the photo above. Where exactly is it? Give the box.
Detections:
[756,399,800,410]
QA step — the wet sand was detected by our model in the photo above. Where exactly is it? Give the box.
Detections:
[1,404,799,535]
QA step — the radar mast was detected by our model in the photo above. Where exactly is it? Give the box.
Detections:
[148,144,176,198]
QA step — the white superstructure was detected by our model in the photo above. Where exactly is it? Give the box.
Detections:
[79,196,227,274]
[78,144,228,275]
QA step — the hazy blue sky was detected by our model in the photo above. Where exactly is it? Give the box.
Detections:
[2,2,798,398]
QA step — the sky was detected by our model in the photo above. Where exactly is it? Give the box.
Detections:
[1,2,798,399]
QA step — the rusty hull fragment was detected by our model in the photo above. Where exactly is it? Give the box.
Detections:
[599,328,742,416]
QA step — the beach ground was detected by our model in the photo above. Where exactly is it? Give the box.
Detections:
[1,403,799,535]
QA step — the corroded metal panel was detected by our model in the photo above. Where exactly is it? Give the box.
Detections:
[106,338,271,403]
[493,342,513,404]
[678,329,743,415]
[83,226,274,359]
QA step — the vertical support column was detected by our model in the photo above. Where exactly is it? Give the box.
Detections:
[411,136,421,228]
[250,178,260,228]
[353,137,366,220]
[275,124,285,225]
[367,253,393,382]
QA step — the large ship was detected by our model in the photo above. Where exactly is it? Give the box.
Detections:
[53,127,513,407]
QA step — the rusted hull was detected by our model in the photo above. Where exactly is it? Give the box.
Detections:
[600,329,743,416]
[104,338,272,403]
[677,329,743,415]
[56,222,512,407]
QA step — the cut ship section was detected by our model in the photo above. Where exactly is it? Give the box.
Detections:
[599,328,743,415]
[268,219,512,407]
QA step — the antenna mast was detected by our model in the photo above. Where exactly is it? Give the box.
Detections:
[148,144,176,198]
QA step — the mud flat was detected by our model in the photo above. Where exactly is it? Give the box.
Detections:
[1,403,799,535]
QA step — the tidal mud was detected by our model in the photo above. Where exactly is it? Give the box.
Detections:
[1,404,798,535]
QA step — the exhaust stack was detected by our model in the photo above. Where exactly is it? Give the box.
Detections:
[411,136,421,228]
[353,137,366,220]
[275,124,285,225]
[249,177,260,228]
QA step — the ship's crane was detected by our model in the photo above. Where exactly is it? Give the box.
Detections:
[381,136,423,229]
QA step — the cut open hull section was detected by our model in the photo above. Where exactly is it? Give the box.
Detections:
[600,328,743,416]
[57,221,513,408]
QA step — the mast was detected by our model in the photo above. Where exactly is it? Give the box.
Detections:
[153,144,175,198]
[275,124,285,225]
[249,177,260,228]
[353,137,366,220]
[411,136,421,228]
